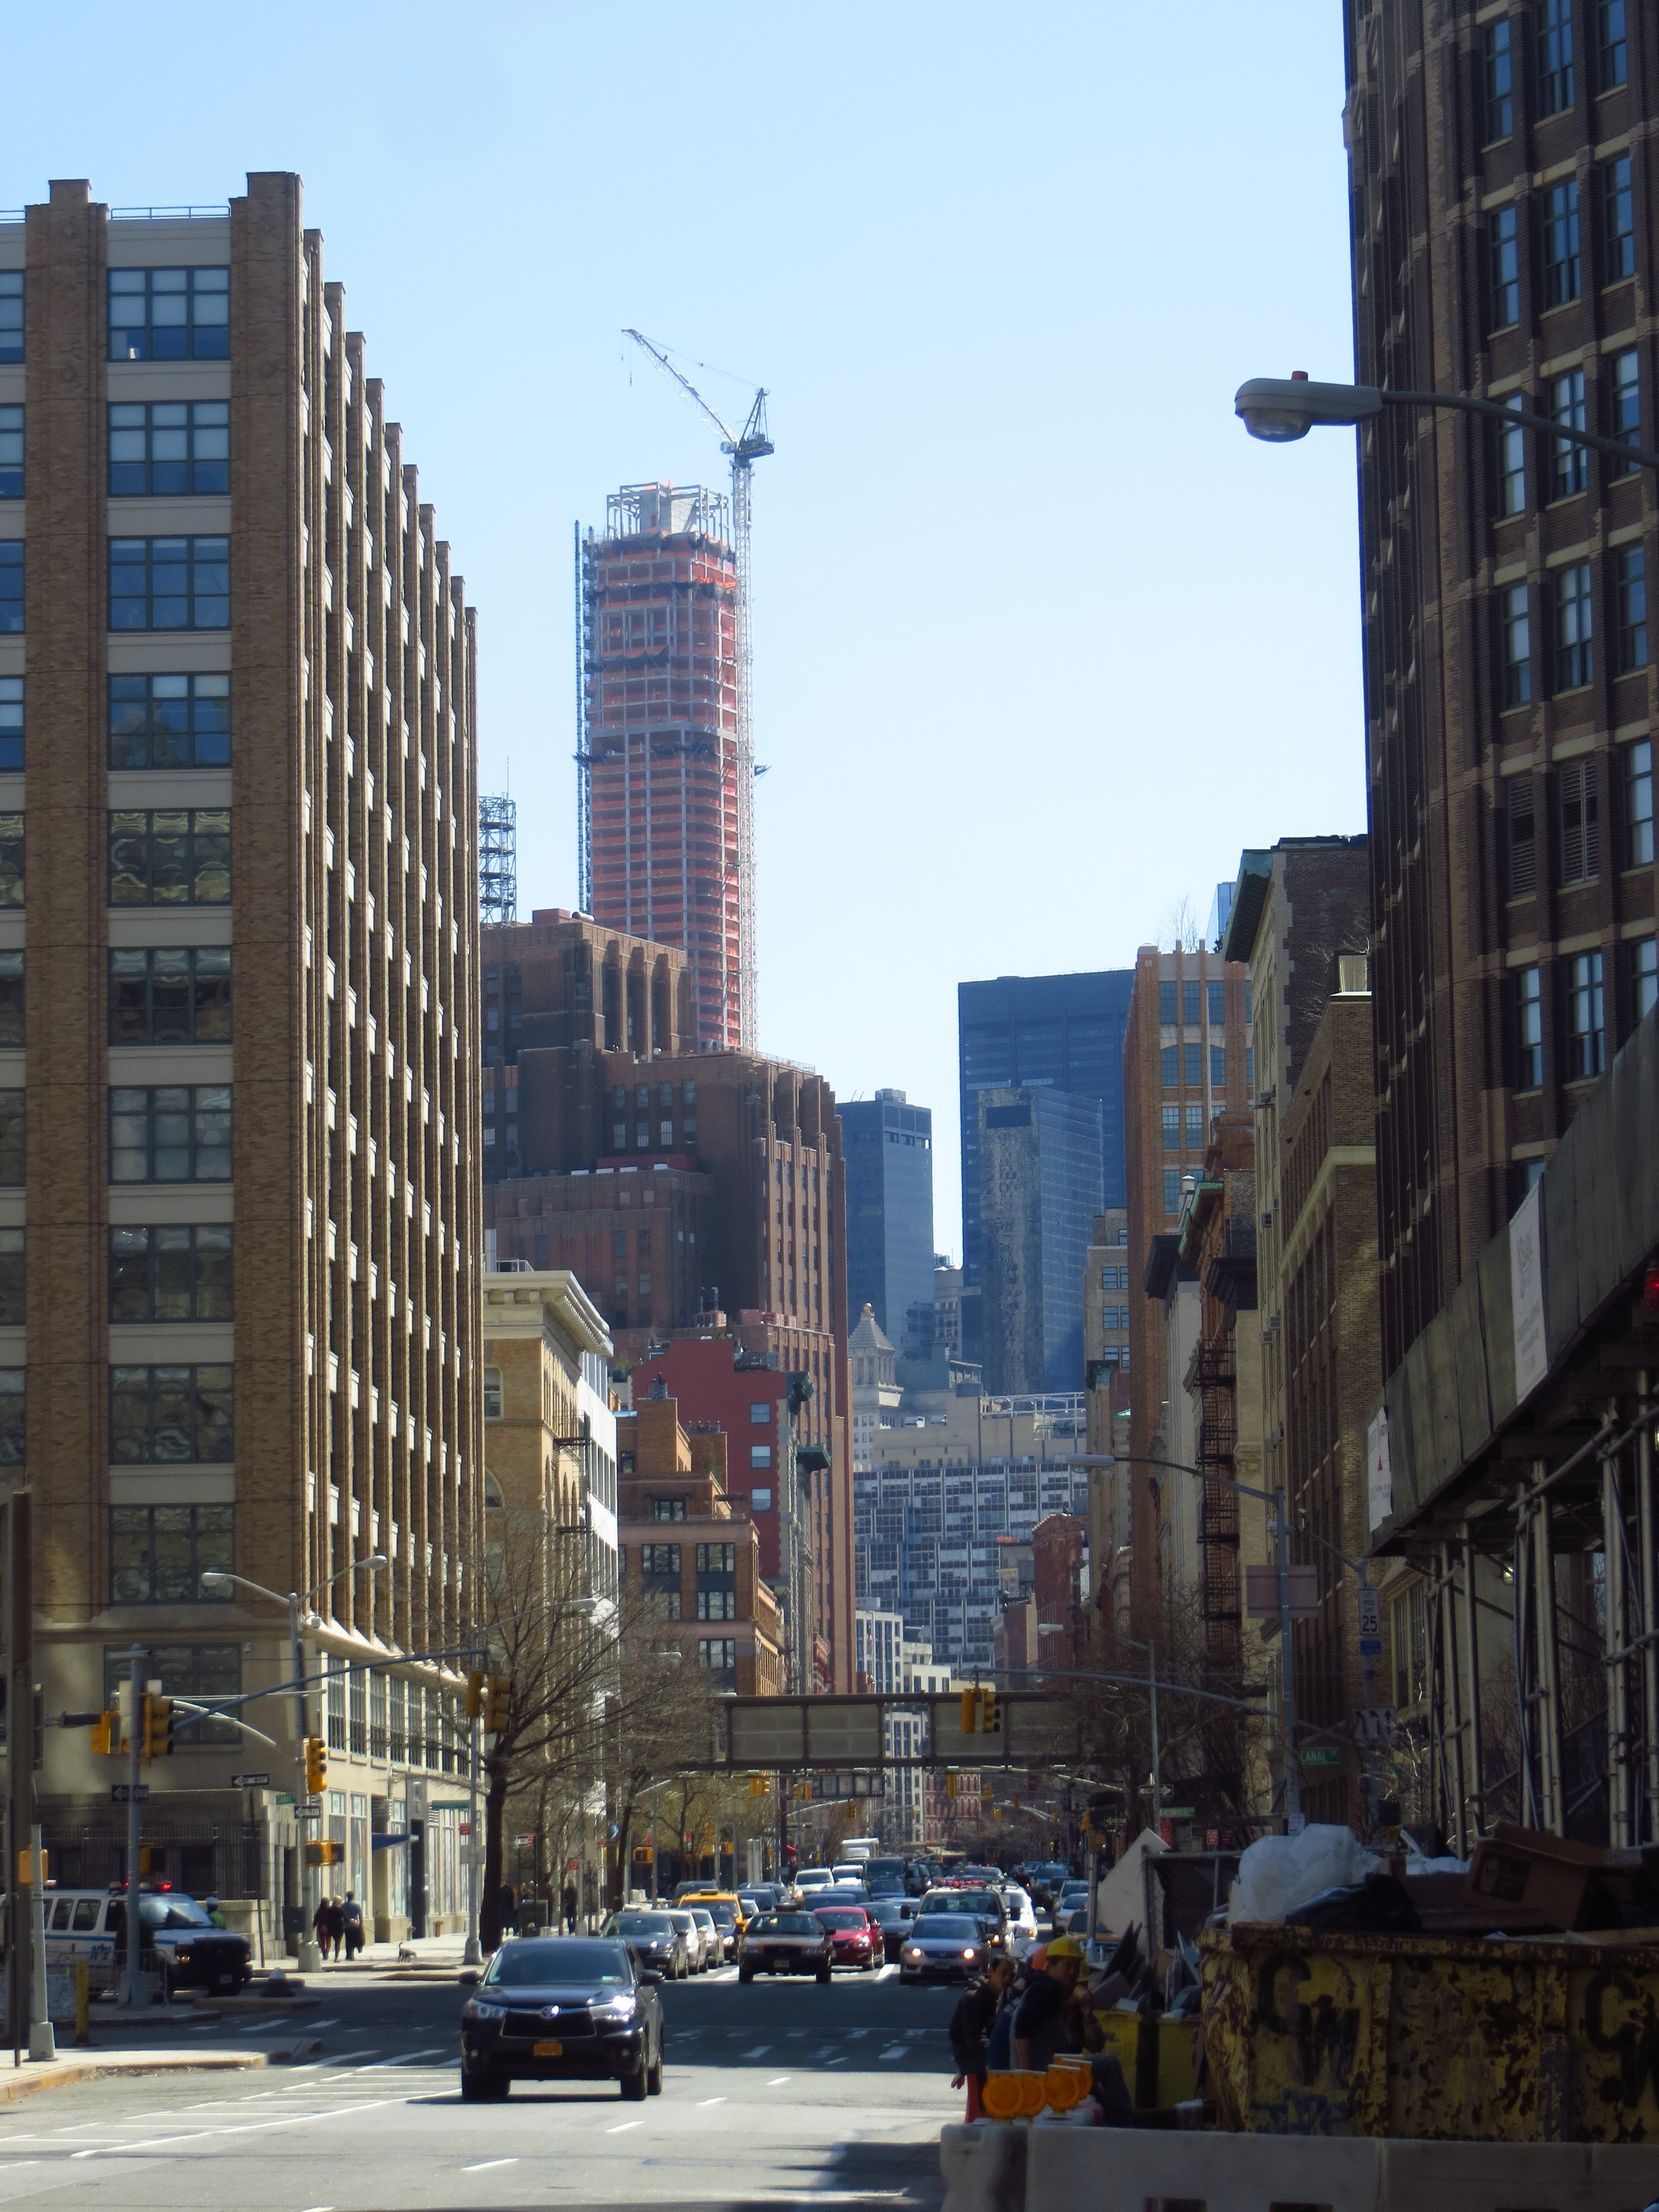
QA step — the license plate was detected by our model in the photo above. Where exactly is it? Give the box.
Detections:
[533,2039,563,2057]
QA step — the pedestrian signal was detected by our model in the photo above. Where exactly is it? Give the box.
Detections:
[141,1694,175,1761]
[14,1848,44,1886]
[485,1675,510,1735]
[466,1668,486,1720]
[304,1736,328,1795]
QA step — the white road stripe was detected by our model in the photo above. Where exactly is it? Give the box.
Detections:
[696,2097,725,2106]
[766,2076,791,2087]
[605,2120,641,2134]
[463,2158,517,2171]
[362,2047,446,2067]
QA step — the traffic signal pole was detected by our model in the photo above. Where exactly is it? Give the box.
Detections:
[291,1591,323,1973]
[464,1653,482,1967]
[122,1647,147,2007]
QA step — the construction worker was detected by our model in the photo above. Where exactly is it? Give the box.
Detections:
[1011,1934,1131,2119]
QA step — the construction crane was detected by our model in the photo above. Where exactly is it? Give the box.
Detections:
[623,329,772,1054]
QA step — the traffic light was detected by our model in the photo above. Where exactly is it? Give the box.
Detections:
[981,1690,1000,1735]
[466,1669,486,1720]
[747,1773,768,1797]
[485,1675,510,1735]
[946,1771,958,1797]
[141,1694,175,1761]
[14,1848,45,1886]
[305,1839,344,1866]
[961,1686,979,1733]
[89,1709,121,1755]
[304,1736,328,1795]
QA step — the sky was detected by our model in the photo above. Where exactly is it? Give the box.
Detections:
[9,1,1364,1262]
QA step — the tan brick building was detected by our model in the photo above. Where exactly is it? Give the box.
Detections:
[3,177,482,1935]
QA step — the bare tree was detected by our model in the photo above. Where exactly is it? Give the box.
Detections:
[1162,895,1206,954]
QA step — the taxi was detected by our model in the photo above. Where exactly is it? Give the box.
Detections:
[674,1890,747,1962]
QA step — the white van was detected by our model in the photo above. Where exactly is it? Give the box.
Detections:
[34,1887,251,1992]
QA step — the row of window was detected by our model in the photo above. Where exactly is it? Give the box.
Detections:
[1161,1045,1229,1089]
[1492,355,1642,522]
[0,809,221,905]
[1159,979,1230,1028]
[1486,156,1634,332]
[0,1223,232,1326]
[1162,1101,1210,1151]
[646,1489,774,1518]
[1514,938,1656,1086]
[109,946,231,1045]
[0,405,230,501]
[1498,548,1646,703]
[1505,739,1652,893]
[1482,3,1628,146]
[0,542,230,634]
[0,673,231,775]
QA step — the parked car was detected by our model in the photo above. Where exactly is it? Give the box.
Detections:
[601,1909,688,1980]
[868,1895,917,1962]
[459,1935,664,2102]
[811,1903,879,1971]
[898,1912,992,1985]
[737,1911,833,1982]
[35,1885,250,1993]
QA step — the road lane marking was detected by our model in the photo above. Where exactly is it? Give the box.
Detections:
[741,2043,771,2057]
[824,2055,848,2065]
[879,2045,907,2059]
[766,2076,791,2086]
[697,2097,725,2106]
[605,2120,641,2133]
[362,2046,445,2066]
[463,2159,517,2172]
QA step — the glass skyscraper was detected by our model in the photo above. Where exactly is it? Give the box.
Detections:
[841,1090,935,1341]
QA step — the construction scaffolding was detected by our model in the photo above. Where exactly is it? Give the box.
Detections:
[1370,1002,1659,1850]
[478,794,517,926]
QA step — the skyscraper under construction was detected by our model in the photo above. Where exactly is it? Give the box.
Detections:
[577,484,749,1051]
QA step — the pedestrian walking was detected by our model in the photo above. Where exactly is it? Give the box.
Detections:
[341,1891,365,1960]
[320,1894,346,1961]
[562,1879,578,1935]
[498,1881,518,1935]
[949,1951,1016,2120]
[312,1895,334,1960]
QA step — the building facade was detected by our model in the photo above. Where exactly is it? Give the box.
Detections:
[577,485,746,1051]
[1346,0,1659,1372]
[841,1088,934,1341]
[4,176,484,1938]
[849,1302,901,1473]
[977,1085,1103,1396]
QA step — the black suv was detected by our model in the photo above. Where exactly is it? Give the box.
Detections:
[459,1935,665,2102]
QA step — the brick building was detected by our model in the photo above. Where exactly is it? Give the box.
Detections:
[3,176,483,1935]
[1123,944,1250,1632]
[1346,1,1659,1373]
[616,1387,784,1696]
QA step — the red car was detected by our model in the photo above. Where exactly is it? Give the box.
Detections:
[812,1905,879,1971]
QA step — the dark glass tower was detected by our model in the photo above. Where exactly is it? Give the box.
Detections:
[841,1090,934,1340]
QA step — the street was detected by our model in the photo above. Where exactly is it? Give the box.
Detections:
[0,1960,960,2209]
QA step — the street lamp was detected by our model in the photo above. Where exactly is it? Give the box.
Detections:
[200,1555,387,1968]
[1235,371,1659,473]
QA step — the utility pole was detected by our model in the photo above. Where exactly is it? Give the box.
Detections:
[291,1592,322,1972]
[122,1648,147,2006]
[4,1488,31,2057]
[463,1648,482,1968]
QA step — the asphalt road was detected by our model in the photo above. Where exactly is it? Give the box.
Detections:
[0,1958,964,2209]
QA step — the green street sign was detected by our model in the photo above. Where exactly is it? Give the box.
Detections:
[1301,1747,1342,1766]
[1158,1806,1196,1819]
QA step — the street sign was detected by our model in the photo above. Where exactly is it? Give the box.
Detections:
[110,1783,150,1803]
[1246,1563,1321,1620]
[1358,1583,1382,1655]
[1301,1747,1342,1766]
[1352,1706,1399,1747]
[1159,1805,1196,1819]
[231,1772,270,1789]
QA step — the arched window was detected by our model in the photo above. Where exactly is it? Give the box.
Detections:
[483,1366,503,1420]
[484,1469,504,1509]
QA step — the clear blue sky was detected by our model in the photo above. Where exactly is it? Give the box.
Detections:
[11,1,1363,1260]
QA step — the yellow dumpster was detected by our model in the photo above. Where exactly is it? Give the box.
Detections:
[1094,2007,1202,2108]
[1200,1924,1659,2142]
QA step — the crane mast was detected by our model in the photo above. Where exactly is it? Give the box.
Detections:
[622,330,772,1053]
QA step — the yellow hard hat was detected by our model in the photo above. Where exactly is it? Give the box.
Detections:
[1044,1934,1085,1960]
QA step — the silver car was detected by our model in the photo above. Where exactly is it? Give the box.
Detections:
[665,1908,707,1972]
[687,1907,721,1970]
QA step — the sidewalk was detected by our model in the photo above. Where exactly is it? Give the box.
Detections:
[294,1933,470,1980]
[0,2037,323,2104]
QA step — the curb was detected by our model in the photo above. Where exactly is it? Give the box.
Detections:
[0,2038,324,2102]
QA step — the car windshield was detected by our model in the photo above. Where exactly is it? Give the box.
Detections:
[666,1913,695,1929]
[139,1895,214,1929]
[914,1916,980,1939]
[814,1909,867,1929]
[707,1903,737,1925]
[484,1940,630,1987]
[751,1914,820,1935]
[871,1901,909,1923]
[612,1913,672,1936]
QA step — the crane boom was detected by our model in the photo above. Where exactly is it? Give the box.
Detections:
[622,329,772,1053]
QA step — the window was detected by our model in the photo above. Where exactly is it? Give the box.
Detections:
[1515,967,1544,1088]
[103,1643,238,1745]
[1626,739,1654,865]
[1568,950,1607,1078]
[0,273,19,364]
[1162,1168,1182,1215]
[1158,981,1176,1025]
[697,1589,737,1620]
[1183,1043,1202,1086]
[0,544,19,634]
[1603,155,1634,283]
[1501,583,1532,706]
[749,1445,772,1470]
[109,811,230,906]
[109,1086,232,1183]
[1161,1104,1179,1152]
[750,1487,773,1512]
[109,537,229,630]
[697,1542,736,1576]
[1598,0,1628,88]
[109,1224,232,1322]
[1557,757,1600,885]
[1392,1583,1428,1709]
[1185,1103,1204,1148]
[0,1229,23,1325]
[109,1364,234,1462]
[1159,1046,1177,1086]
[1508,776,1537,899]
[0,407,19,500]
[1497,393,1526,516]
[697,1638,737,1684]
[109,947,230,1045]
[1551,370,1587,498]
[1536,0,1575,115]
[0,1091,21,1185]
[0,678,18,771]
[108,403,228,496]
[108,673,230,770]
[650,1497,687,1522]
[1206,980,1224,1027]
[1613,547,1648,675]
[0,815,20,907]
[1488,205,1520,329]
[1209,1045,1226,1088]
[109,1505,233,1605]
[641,1543,680,1577]
[1483,18,1514,139]
[108,267,229,362]
[1609,351,1641,477]
[1181,979,1200,1025]
[1633,936,1657,1023]
[749,1401,771,1426]
[482,1366,502,1420]
[1542,181,1581,307]
[1555,562,1594,690]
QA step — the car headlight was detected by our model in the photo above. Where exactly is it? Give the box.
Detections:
[902,1945,922,1960]
[462,1998,507,2023]
[961,1948,977,1960]
[597,1994,636,2019]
